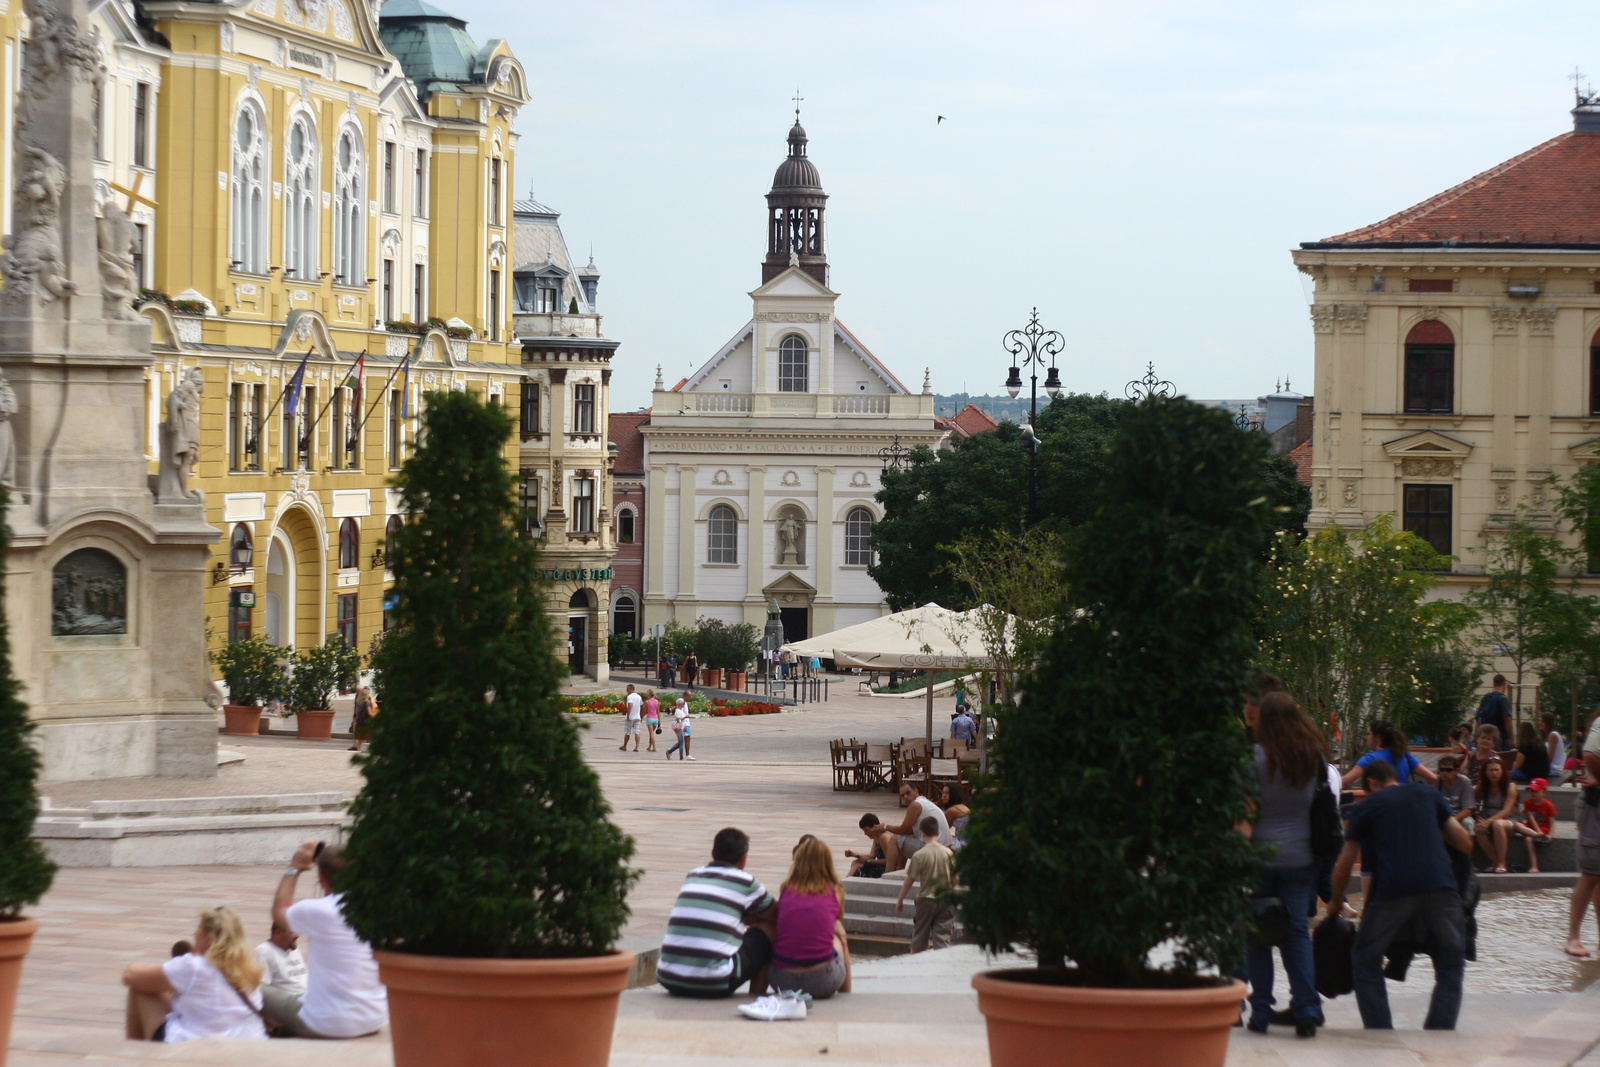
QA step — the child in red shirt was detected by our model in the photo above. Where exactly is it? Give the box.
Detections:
[1512,777,1558,874]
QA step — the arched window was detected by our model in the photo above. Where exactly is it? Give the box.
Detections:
[229,523,254,569]
[617,506,636,544]
[844,507,874,566]
[707,504,738,563]
[333,128,365,286]
[778,335,808,393]
[1590,327,1600,417]
[613,594,637,637]
[1403,320,1454,414]
[339,517,360,570]
[230,103,266,273]
[284,115,318,282]
[384,514,402,566]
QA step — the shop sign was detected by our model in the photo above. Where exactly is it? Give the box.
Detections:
[533,567,612,582]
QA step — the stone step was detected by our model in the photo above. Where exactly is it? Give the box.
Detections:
[847,933,912,958]
[1477,872,1579,892]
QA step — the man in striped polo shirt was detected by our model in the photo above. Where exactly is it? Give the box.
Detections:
[658,828,777,998]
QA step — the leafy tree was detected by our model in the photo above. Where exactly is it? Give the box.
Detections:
[1467,517,1585,691]
[1263,452,1312,539]
[1554,463,1600,572]
[1388,646,1482,745]
[1257,517,1465,761]
[959,397,1271,985]
[0,489,55,917]
[341,393,637,957]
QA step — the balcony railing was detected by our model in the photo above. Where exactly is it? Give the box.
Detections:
[655,390,933,421]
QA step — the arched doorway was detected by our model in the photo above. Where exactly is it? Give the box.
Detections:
[568,589,594,674]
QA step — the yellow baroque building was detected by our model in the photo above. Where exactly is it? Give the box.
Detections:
[128,0,529,664]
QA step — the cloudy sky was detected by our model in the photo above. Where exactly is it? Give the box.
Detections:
[478,1,1600,412]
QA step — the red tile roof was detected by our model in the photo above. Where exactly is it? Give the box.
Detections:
[935,403,1000,440]
[1312,131,1600,246]
[1288,440,1313,487]
[608,411,648,476]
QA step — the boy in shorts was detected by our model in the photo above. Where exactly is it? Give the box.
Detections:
[1512,777,1558,874]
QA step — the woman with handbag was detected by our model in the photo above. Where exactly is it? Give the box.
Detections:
[1243,691,1326,1039]
[348,686,378,753]
[122,906,268,1041]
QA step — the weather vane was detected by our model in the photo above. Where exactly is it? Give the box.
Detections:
[1124,362,1175,402]
[879,435,909,471]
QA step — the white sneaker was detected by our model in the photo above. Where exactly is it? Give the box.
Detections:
[686,755,696,761]
[738,991,808,1021]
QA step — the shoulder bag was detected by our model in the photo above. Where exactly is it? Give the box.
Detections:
[1310,765,1345,859]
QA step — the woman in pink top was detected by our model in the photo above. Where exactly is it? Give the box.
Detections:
[769,835,852,999]
[642,690,661,752]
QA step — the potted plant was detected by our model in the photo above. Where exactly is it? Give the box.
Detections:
[0,489,58,1059]
[959,398,1270,1067]
[286,634,360,741]
[211,635,287,736]
[708,620,759,690]
[340,393,638,1067]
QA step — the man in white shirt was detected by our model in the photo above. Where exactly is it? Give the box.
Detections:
[254,922,307,999]
[264,839,388,1038]
[621,684,643,752]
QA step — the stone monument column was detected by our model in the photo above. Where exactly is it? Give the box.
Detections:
[0,0,220,781]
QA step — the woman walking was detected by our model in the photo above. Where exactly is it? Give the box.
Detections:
[1474,756,1519,873]
[348,686,377,753]
[665,694,693,760]
[1243,691,1325,1038]
[643,689,661,753]
[768,836,852,999]
[122,906,267,1042]
[1341,719,1436,788]
[684,651,699,687]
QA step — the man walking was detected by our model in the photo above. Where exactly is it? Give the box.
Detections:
[1475,676,1513,746]
[621,684,642,752]
[1565,714,1600,956]
[1329,760,1473,1030]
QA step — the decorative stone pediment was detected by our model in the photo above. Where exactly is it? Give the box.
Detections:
[1571,438,1600,465]
[763,571,815,606]
[1383,429,1472,478]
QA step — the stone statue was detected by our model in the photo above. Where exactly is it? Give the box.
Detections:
[776,514,803,565]
[16,0,103,131]
[97,199,139,321]
[0,370,16,491]
[157,368,204,502]
[2,143,77,304]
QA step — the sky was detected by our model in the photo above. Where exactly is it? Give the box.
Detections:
[473,1,1600,413]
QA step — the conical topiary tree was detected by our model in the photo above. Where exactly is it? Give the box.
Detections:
[958,396,1270,986]
[0,488,57,919]
[340,393,637,958]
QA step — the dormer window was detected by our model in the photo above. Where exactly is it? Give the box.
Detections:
[537,282,560,313]
[778,335,808,392]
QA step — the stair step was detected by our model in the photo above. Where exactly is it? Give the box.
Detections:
[848,933,911,958]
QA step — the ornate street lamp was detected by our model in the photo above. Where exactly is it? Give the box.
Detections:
[1124,362,1175,402]
[1001,308,1064,524]
[878,435,910,471]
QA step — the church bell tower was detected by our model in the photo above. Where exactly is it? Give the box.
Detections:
[762,114,828,286]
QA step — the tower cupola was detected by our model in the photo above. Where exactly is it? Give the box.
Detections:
[763,117,828,286]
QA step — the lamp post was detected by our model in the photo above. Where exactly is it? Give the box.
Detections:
[1002,309,1064,525]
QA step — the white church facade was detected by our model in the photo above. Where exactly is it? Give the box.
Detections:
[639,120,943,642]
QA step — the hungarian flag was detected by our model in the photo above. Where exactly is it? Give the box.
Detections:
[345,354,365,412]
[399,356,411,418]
[284,354,309,417]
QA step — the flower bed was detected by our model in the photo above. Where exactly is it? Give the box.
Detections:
[559,693,780,717]
[705,702,781,717]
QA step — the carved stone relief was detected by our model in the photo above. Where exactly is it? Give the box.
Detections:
[1525,308,1557,335]
[1336,303,1368,334]
[780,470,801,487]
[17,0,104,131]
[1314,479,1327,506]
[712,469,732,486]
[849,470,870,488]
[2,143,76,304]
[1420,307,1439,321]
[52,548,127,635]
[1490,307,1521,334]
[1309,305,1335,334]
[1399,457,1455,479]
[1342,480,1358,505]
[755,312,829,323]
[97,199,139,320]
[1494,481,1511,509]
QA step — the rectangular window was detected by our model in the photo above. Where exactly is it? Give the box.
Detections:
[299,387,316,470]
[282,402,296,470]
[488,269,500,342]
[536,283,558,313]
[331,389,345,469]
[1409,278,1453,293]
[229,589,253,643]
[131,223,147,289]
[573,478,595,533]
[383,142,396,213]
[489,158,501,225]
[337,593,358,650]
[382,259,394,322]
[520,383,539,437]
[573,383,595,434]
[413,263,425,321]
[1403,484,1453,558]
[133,83,149,168]
[247,384,264,470]
[389,389,402,469]
[520,477,540,538]
[1404,344,1454,414]
[414,150,428,216]
[228,383,243,470]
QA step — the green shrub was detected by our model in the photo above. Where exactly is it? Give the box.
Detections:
[958,397,1269,986]
[1389,646,1481,746]
[0,489,55,917]
[211,635,287,707]
[341,392,637,958]
[286,633,360,712]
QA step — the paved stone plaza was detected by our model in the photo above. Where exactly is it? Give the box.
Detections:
[15,687,1600,1065]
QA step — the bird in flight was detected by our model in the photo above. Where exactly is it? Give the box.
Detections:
[936,115,946,124]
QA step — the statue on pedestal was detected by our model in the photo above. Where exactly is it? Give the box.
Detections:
[97,200,139,321]
[158,368,204,503]
[0,371,16,490]
[776,513,803,566]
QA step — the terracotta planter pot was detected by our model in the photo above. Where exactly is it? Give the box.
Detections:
[294,708,336,741]
[700,668,722,689]
[222,704,261,736]
[727,671,746,690]
[972,970,1244,1067]
[376,949,633,1067]
[0,917,39,1064]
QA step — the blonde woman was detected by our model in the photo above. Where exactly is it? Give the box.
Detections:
[123,906,267,1042]
[767,836,852,999]
[349,686,378,752]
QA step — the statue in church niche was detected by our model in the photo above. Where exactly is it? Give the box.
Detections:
[97,200,140,321]
[51,547,127,635]
[0,370,16,491]
[2,143,77,305]
[157,368,205,503]
[775,510,805,566]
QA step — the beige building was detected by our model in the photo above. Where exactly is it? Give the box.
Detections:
[1292,96,1600,601]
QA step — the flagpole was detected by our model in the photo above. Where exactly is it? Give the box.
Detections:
[360,353,411,431]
